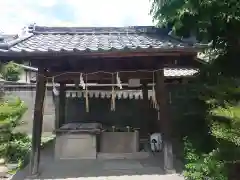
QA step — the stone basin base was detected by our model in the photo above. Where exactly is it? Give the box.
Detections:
[100,132,139,153]
[55,131,140,160]
[55,133,97,160]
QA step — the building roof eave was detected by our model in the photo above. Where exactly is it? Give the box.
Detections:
[0,25,204,59]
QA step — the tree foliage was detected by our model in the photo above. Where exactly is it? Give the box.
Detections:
[151,0,240,179]
[151,0,240,75]
[151,0,240,41]
[0,96,28,161]
[1,61,23,81]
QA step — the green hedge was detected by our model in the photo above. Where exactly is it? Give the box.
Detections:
[0,96,28,162]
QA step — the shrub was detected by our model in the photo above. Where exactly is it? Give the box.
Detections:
[1,61,23,81]
[0,96,27,163]
[183,138,228,180]
[6,133,31,163]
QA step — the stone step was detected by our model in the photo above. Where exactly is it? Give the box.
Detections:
[0,165,8,178]
[0,159,5,165]
[97,152,150,160]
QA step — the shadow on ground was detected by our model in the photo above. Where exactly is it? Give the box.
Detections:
[10,140,184,180]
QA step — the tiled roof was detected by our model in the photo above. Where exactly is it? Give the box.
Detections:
[0,26,200,54]
[0,34,18,43]
[164,68,198,77]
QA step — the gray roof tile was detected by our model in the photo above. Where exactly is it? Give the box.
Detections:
[164,68,198,77]
[2,26,196,54]
[0,34,18,43]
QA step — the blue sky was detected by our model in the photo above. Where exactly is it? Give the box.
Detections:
[0,0,154,34]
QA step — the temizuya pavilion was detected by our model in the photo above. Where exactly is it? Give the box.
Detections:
[0,25,203,176]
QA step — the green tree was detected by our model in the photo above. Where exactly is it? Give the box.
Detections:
[151,0,240,179]
[1,61,23,81]
[0,96,28,162]
[150,0,240,76]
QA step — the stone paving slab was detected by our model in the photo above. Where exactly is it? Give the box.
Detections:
[11,159,184,180]
[9,143,184,180]
[23,174,184,180]
[103,160,143,170]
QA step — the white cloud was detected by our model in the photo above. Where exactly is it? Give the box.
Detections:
[36,0,57,7]
[0,0,153,34]
[69,0,153,27]
[0,0,59,33]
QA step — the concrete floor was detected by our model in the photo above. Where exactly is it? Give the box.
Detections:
[9,142,184,180]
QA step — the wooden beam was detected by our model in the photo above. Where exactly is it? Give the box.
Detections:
[29,67,47,176]
[47,70,196,80]
[65,85,142,91]
[155,70,174,173]
[47,57,162,72]
[85,50,197,58]
[62,81,182,90]
[49,78,192,86]
[8,49,198,61]
[38,54,198,71]
[46,71,153,83]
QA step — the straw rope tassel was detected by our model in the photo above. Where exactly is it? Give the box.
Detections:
[111,74,116,111]
[111,86,116,111]
[151,72,157,109]
[80,73,85,89]
[157,106,160,120]
[52,77,59,96]
[152,88,157,109]
[85,75,89,112]
[116,72,122,89]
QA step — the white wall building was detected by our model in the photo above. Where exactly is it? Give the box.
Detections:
[15,62,37,83]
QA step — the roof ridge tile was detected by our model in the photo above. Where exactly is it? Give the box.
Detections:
[32,26,163,35]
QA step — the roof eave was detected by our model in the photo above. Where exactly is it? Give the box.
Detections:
[0,34,33,52]
[0,47,200,59]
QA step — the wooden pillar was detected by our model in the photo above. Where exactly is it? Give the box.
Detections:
[29,68,46,176]
[58,83,66,128]
[155,69,174,173]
